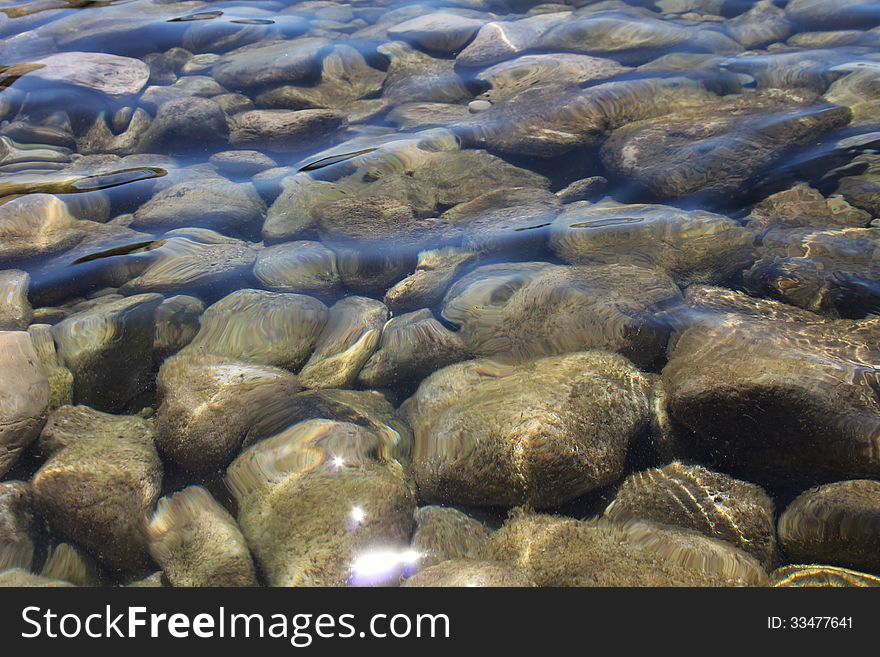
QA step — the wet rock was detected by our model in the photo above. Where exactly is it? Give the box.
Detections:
[662,304,880,484]
[441,262,682,368]
[725,0,791,49]
[147,486,257,587]
[209,150,277,177]
[605,462,776,567]
[52,294,162,412]
[0,134,71,172]
[77,108,152,156]
[153,295,204,360]
[230,109,346,153]
[387,102,471,130]
[0,481,36,571]
[778,480,880,573]
[40,543,102,586]
[138,96,229,154]
[384,248,478,313]
[770,564,880,587]
[119,228,257,295]
[131,178,266,238]
[227,419,415,586]
[388,12,484,54]
[0,270,32,330]
[155,352,302,471]
[212,38,328,91]
[23,52,150,98]
[836,154,880,216]
[745,183,871,234]
[181,289,327,371]
[0,569,73,587]
[786,0,880,29]
[379,42,471,104]
[214,92,254,115]
[0,194,84,264]
[456,12,570,67]
[461,77,719,158]
[335,248,415,297]
[476,53,629,103]
[32,405,162,571]
[556,176,608,203]
[26,324,73,411]
[825,69,880,128]
[299,297,388,389]
[402,351,652,507]
[550,200,755,285]
[0,331,50,477]
[486,511,767,586]
[403,559,531,587]
[600,90,852,199]
[410,506,491,569]
[357,309,469,388]
[253,241,340,298]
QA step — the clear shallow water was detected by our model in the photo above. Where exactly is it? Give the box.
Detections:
[1,0,880,587]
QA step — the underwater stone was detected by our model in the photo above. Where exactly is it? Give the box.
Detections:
[745,182,871,234]
[40,542,102,587]
[410,506,491,569]
[486,511,767,586]
[52,293,163,412]
[605,462,777,567]
[253,241,340,298]
[32,405,161,572]
[0,194,84,264]
[299,296,388,390]
[550,200,755,286]
[387,12,484,54]
[153,295,204,360]
[212,38,328,91]
[379,41,471,104]
[155,352,302,471]
[229,109,347,153]
[725,0,791,49]
[0,481,37,572]
[0,332,49,478]
[836,154,880,216]
[26,324,73,411]
[147,486,257,587]
[786,0,880,29]
[402,351,653,508]
[227,419,416,586]
[0,270,32,330]
[456,12,570,67]
[25,52,150,98]
[403,559,532,587]
[825,69,880,127]
[770,564,880,587]
[0,569,73,587]
[138,96,229,154]
[209,150,277,177]
[778,480,880,573]
[384,247,478,313]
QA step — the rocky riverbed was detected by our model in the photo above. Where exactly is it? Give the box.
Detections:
[2,0,880,588]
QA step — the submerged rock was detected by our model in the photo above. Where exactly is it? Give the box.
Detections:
[0,481,37,571]
[379,41,471,104]
[23,52,150,98]
[456,12,570,67]
[0,270,32,330]
[0,332,49,477]
[181,289,327,371]
[0,569,73,587]
[0,194,84,264]
[138,96,229,154]
[441,262,682,368]
[153,295,204,360]
[825,69,880,127]
[551,200,754,285]
[212,38,327,91]
[384,247,478,313]
[486,511,767,586]
[26,324,73,411]
[403,559,531,587]
[147,486,257,587]
[786,0,880,29]
[40,542,102,587]
[357,309,470,388]
[227,419,415,586]
[229,109,347,153]
[253,241,340,299]
[778,480,880,573]
[388,12,484,54]
[410,506,491,570]
[605,462,777,567]
[745,182,871,234]
[725,0,791,49]
[52,294,162,411]
[299,297,387,390]
[401,351,654,508]
[32,405,161,571]
[836,154,880,216]
[155,352,302,471]
[770,564,880,587]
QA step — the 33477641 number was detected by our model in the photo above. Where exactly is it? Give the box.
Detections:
[786,617,853,629]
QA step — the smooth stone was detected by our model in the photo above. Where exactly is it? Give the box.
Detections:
[556,176,608,203]
[403,560,531,587]
[410,506,491,570]
[253,241,340,298]
[33,405,161,572]
[214,92,254,115]
[155,352,302,471]
[456,12,570,67]
[379,41,471,104]
[770,564,880,587]
[40,542,102,586]
[212,38,328,91]
[52,294,163,412]
[209,150,277,177]
[357,309,470,389]
[746,183,871,234]
[0,194,84,263]
[384,247,478,313]
[335,248,416,298]
[725,0,791,49]
[0,481,36,571]
[786,0,880,29]
[181,289,327,371]
[825,69,880,127]
[605,462,777,567]
[778,480,880,573]
[153,295,203,360]
[230,109,347,153]
[0,569,73,587]
[402,351,653,508]
[138,96,229,154]
[147,486,257,587]
[387,102,471,130]
[600,90,852,198]
[468,100,491,113]
[550,200,755,285]
[836,154,880,216]
[25,52,150,98]
[227,419,416,586]
[662,300,880,484]
[441,262,682,369]
[131,178,266,238]
[27,324,73,411]
[0,332,50,477]
[119,228,257,295]
[388,12,484,54]
[0,270,32,330]
[299,297,388,390]
[487,512,767,586]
